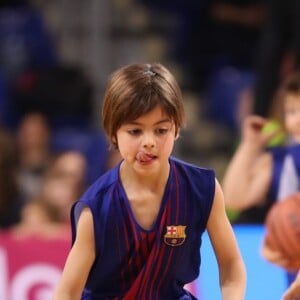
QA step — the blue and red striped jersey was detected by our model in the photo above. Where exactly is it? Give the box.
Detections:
[71,157,215,300]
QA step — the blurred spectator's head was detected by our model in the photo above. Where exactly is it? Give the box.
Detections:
[41,150,87,222]
[17,112,51,152]
[46,150,87,191]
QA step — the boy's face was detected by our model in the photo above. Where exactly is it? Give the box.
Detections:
[115,105,177,175]
[284,94,300,142]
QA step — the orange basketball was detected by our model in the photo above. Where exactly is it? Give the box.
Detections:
[264,193,300,268]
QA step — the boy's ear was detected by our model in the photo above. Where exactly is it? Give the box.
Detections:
[175,129,180,140]
[111,135,118,147]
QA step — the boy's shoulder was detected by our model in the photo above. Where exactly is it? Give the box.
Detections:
[170,156,215,175]
[80,163,120,204]
[170,157,215,187]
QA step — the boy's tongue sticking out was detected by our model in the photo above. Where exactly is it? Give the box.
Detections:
[136,151,153,162]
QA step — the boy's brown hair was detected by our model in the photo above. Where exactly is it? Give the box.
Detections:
[102,63,186,148]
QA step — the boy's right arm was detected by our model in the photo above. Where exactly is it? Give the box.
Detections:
[53,207,95,300]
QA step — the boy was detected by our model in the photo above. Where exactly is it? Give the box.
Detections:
[53,63,246,299]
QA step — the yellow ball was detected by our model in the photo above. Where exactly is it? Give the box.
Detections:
[262,120,285,147]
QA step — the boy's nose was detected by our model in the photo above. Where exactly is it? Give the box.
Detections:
[142,133,155,148]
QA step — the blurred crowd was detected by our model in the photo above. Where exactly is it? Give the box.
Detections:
[0,111,120,235]
[0,0,122,239]
[0,0,299,235]
[0,0,300,297]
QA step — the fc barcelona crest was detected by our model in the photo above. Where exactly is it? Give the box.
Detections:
[164,225,186,246]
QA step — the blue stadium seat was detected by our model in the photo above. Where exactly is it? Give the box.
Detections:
[206,66,254,132]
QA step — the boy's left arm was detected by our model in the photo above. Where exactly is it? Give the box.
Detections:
[207,179,247,300]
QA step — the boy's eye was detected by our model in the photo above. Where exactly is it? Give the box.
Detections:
[156,128,169,135]
[128,129,142,135]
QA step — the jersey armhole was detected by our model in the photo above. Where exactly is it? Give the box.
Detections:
[200,169,216,230]
[71,202,91,244]
[71,195,111,258]
[207,170,216,223]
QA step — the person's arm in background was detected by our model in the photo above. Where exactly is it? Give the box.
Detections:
[282,270,300,300]
[222,115,277,212]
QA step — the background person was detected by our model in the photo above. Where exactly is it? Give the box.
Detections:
[223,71,300,285]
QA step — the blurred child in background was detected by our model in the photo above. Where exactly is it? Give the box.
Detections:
[223,71,300,285]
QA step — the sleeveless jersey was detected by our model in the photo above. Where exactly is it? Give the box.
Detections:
[71,157,215,300]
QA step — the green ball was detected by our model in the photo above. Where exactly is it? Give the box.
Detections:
[262,120,285,147]
[226,209,240,222]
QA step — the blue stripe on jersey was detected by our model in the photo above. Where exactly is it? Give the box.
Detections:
[289,144,300,178]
